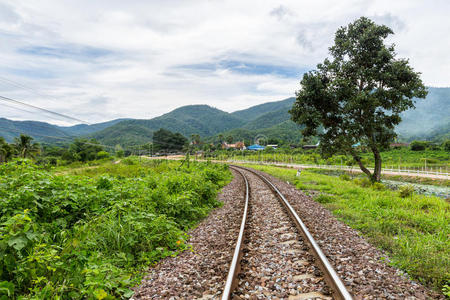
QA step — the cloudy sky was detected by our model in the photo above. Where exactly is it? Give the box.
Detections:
[0,0,449,125]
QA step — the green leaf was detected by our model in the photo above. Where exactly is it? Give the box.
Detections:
[7,235,28,251]
[0,281,14,296]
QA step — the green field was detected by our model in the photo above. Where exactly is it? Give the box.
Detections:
[242,164,449,295]
[0,158,231,299]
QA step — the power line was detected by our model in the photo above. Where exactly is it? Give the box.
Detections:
[0,76,51,100]
[0,95,90,125]
[0,101,42,116]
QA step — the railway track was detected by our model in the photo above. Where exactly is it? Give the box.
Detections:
[222,165,352,300]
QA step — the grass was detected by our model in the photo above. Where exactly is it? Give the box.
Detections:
[308,168,450,187]
[241,163,449,294]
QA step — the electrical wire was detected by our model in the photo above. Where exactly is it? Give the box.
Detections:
[0,95,90,124]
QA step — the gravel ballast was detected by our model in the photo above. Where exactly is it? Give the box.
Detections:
[233,169,330,299]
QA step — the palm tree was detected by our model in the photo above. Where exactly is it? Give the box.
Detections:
[14,134,40,159]
[0,137,14,163]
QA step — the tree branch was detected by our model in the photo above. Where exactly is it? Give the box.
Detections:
[350,150,372,178]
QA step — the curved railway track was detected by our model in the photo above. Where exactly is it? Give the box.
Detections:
[222,165,352,300]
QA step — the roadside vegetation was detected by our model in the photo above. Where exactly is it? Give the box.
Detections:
[308,168,450,187]
[0,158,231,299]
[242,164,449,294]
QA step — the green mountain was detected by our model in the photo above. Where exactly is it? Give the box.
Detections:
[406,121,450,142]
[0,118,71,143]
[88,123,154,147]
[212,120,303,144]
[242,107,292,131]
[0,89,448,147]
[231,97,295,121]
[61,119,127,136]
[88,105,245,146]
[397,87,450,141]
[0,118,125,144]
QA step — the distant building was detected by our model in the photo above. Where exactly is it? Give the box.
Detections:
[222,141,246,150]
[247,144,265,151]
[302,142,320,150]
[390,143,410,148]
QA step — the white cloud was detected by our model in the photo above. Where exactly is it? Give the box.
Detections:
[0,0,448,125]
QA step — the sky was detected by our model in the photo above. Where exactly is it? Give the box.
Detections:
[0,0,449,125]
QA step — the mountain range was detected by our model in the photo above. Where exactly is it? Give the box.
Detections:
[0,87,449,147]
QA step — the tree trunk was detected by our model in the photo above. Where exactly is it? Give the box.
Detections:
[371,147,382,182]
[352,154,372,178]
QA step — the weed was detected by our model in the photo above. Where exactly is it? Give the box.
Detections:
[399,185,415,198]
[372,182,386,191]
[353,177,371,187]
[339,174,351,181]
[315,194,335,204]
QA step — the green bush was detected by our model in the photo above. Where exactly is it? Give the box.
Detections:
[399,185,415,198]
[0,160,231,299]
[122,157,137,165]
[442,140,450,152]
[116,150,125,158]
[372,182,386,191]
[339,174,351,181]
[410,140,428,151]
[353,177,371,187]
[96,150,110,160]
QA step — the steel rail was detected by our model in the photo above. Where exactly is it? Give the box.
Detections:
[221,167,250,300]
[232,165,353,300]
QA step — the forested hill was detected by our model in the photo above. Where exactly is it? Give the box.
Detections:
[0,118,125,143]
[231,97,295,121]
[396,87,450,142]
[0,88,448,146]
[87,105,246,146]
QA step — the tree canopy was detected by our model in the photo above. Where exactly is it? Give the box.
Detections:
[290,17,427,182]
[14,134,40,159]
[153,128,187,152]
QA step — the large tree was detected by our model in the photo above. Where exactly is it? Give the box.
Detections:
[153,128,187,152]
[68,138,104,162]
[290,17,427,182]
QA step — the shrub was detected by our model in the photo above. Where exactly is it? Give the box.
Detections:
[443,284,450,297]
[399,185,415,198]
[122,157,137,165]
[354,177,371,187]
[96,151,110,160]
[443,140,450,152]
[372,182,386,191]
[116,150,124,158]
[410,140,427,151]
[0,160,231,299]
[339,174,351,181]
